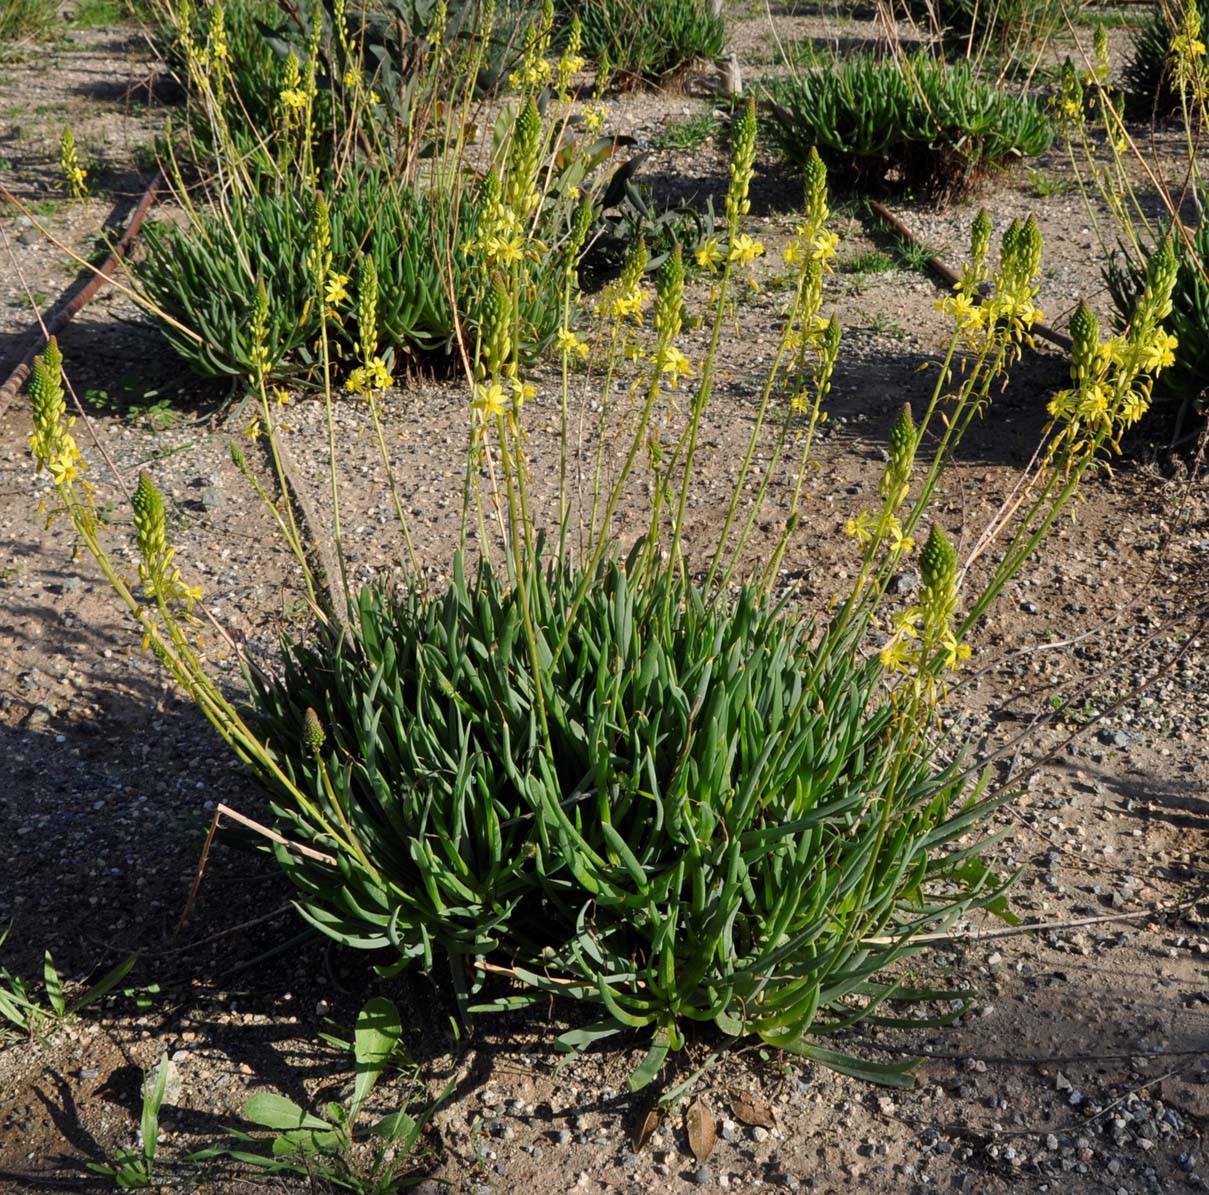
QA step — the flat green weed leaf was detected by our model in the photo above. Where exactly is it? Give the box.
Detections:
[244,1091,333,1132]
[72,954,137,1015]
[352,996,402,1117]
[42,953,65,1018]
[141,1054,175,1159]
[369,1108,419,1142]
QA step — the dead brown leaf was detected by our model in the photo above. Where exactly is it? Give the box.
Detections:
[685,1095,716,1163]
[632,1105,662,1153]
[730,1089,776,1128]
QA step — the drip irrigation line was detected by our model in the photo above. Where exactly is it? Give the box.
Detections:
[868,199,1075,353]
[0,171,164,418]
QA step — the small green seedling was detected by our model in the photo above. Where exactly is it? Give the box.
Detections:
[87,1053,174,1189]
[0,926,136,1043]
[194,997,442,1193]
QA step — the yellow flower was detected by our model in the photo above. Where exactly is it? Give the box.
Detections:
[845,510,874,545]
[603,286,647,323]
[345,356,394,395]
[273,386,291,406]
[342,68,359,87]
[694,236,724,272]
[811,229,839,268]
[657,346,694,388]
[324,272,350,309]
[244,416,262,440]
[60,128,87,198]
[280,86,307,111]
[473,380,509,418]
[940,629,972,670]
[729,232,765,268]
[886,519,914,554]
[555,327,589,361]
[509,375,535,408]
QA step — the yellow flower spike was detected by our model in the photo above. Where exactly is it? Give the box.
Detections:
[555,17,584,95]
[60,128,87,198]
[803,147,829,228]
[28,337,87,491]
[279,49,306,112]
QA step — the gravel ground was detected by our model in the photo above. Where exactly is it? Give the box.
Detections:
[0,6,1207,1194]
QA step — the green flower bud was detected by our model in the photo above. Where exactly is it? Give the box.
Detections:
[803,148,828,223]
[920,524,957,600]
[506,99,543,214]
[654,243,684,341]
[726,97,757,225]
[357,256,380,361]
[1140,240,1179,325]
[888,402,916,468]
[619,238,648,294]
[880,402,915,503]
[132,472,168,597]
[304,706,326,753]
[30,337,65,424]
[1018,215,1042,280]
[970,209,992,271]
[1069,300,1099,384]
[481,278,512,373]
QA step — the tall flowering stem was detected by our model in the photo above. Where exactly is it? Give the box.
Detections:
[666,97,759,578]
[710,148,841,594]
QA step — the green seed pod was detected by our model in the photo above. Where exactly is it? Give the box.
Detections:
[304,706,326,753]
[919,524,956,598]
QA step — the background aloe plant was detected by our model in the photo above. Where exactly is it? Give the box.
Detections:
[764,53,1053,201]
